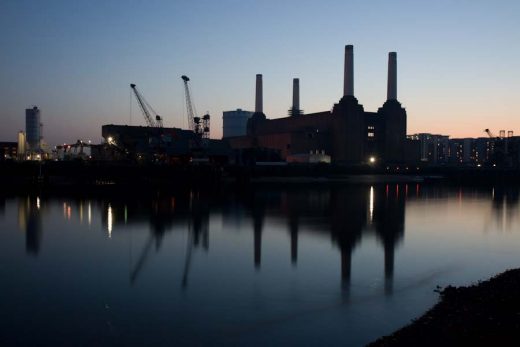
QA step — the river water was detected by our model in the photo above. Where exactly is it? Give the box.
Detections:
[1,183,519,346]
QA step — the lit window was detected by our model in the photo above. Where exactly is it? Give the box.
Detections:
[368,132,374,138]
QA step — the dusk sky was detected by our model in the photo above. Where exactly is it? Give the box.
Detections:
[1,0,519,145]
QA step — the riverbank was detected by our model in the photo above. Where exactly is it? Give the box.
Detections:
[1,161,520,189]
[368,268,520,346]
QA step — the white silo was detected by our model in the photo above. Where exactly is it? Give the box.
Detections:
[17,131,26,160]
[222,109,254,138]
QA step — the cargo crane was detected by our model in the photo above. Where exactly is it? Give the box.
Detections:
[484,128,512,165]
[181,76,210,142]
[130,83,163,128]
[484,128,497,139]
[181,76,196,133]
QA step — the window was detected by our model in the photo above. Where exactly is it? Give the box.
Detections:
[368,132,374,138]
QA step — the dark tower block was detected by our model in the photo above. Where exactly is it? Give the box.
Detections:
[331,45,365,163]
[379,101,406,162]
[332,97,365,162]
[379,52,406,162]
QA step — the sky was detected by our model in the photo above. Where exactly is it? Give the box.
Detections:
[1,0,519,145]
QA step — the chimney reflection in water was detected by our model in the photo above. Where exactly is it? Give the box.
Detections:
[107,204,113,238]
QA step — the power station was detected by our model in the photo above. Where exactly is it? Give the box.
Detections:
[6,44,520,168]
[228,45,407,164]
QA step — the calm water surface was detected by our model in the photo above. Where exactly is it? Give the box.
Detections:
[1,184,520,346]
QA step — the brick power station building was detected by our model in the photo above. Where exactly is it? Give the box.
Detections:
[229,45,407,164]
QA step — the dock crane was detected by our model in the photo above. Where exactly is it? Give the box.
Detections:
[181,76,196,133]
[485,129,512,139]
[484,129,497,139]
[130,83,163,128]
[484,128,513,164]
[181,76,210,140]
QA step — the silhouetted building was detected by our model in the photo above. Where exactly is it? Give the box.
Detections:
[449,138,473,164]
[408,133,450,163]
[473,137,494,164]
[25,106,41,152]
[230,46,407,164]
[101,124,195,160]
[222,109,253,138]
[101,124,230,163]
[0,142,17,161]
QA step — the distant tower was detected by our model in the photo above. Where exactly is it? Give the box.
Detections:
[255,74,263,114]
[25,106,41,151]
[387,52,397,101]
[331,44,365,162]
[247,74,267,135]
[344,45,354,97]
[378,51,407,162]
[288,78,303,116]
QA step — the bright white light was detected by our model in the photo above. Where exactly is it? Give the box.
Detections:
[369,156,376,164]
[107,136,114,144]
[36,197,40,210]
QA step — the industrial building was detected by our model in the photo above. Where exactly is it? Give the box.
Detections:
[101,125,195,161]
[101,124,230,163]
[25,106,41,152]
[0,142,17,161]
[222,109,254,138]
[229,45,407,164]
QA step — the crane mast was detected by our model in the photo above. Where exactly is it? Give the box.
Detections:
[181,75,211,142]
[181,76,196,132]
[130,84,162,128]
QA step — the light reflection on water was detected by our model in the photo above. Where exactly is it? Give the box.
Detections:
[0,184,520,346]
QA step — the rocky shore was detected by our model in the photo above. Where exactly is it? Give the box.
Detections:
[368,269,520,346]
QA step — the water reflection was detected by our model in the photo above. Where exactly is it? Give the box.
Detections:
[6,184,520,346]
[374,185,405,295]
[17,196,42,255]
[491,187,520,231]
[10,184,520,291]
[0,195,5,217]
